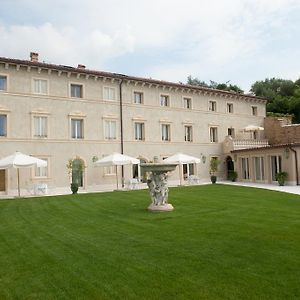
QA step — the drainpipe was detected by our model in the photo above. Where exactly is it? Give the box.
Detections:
[289,146,299,185]
[119,79,124,187]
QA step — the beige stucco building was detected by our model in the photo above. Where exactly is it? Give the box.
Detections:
[226,117,300,186]
[0,52,268,196]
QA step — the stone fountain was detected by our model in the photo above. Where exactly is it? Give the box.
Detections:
[140,158,177,212]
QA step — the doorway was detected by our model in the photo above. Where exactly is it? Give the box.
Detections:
[0,170,6,192]
[72,158,84,187]
[226,156,234,179]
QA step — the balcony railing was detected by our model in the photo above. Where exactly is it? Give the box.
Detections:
[223,136,269,153]
[232,139,269,150]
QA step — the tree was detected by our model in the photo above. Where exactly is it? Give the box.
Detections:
[187,76,244,94]
[251,77,300,123]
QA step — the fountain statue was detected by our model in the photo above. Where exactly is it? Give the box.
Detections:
[140,157,177,212]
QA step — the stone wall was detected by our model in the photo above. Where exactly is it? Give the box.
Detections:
[264,117,300,145]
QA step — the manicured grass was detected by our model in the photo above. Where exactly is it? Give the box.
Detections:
[0,185,300,299]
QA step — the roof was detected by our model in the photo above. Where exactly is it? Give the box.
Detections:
[231,143,300,153]
[0,56,267,102]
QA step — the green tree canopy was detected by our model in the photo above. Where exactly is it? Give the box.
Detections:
[187,76,244,94]
[251,77,300,123]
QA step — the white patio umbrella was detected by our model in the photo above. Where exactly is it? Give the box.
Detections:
[0,151,47,197]
[242,125,264,132]
[163,153,201,185]
[95,153,139,189]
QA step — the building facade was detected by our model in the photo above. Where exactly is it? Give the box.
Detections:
[0,53,267,195]
[229,117,300,186]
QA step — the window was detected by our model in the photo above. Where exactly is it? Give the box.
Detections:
[227,103,234,113]
[33,116,48,138]
[0,76,7,91]
[271,155,282,181]
[71,119,84,139]
[104,120,117,140]
[35,158,48,178]
[102,155,116,175]
[0,114,7,137]
[134,92,143,104]
[183,97,192,109]
[70,84,83,98]
[184,125,193,142]
[134,122,145,141]
[104,165,116,175]
[183,163,195,179]
[33,79,48,94]
[254,157,265,181]
[252,106,258,116]
[209,101,217,112]
[241,157,250,180]
[252,130,258,140]
[227,127,235,138]
[103,87,116,101]
[161,124,170,141]
[210,127,218,143]
[160,95,169,107]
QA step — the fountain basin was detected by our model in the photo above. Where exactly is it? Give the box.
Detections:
[140,163,177,212]
[140,163,177,173]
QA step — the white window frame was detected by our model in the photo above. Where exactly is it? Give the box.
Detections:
[184,125,193,142]
[270,155,282,182]
[209,127,218,143]
[0,113,8,138]
[227,127,235,138]
[161,124,171,141]
[133,91,144,104]
[0,74,8,92]
[71,118,84,139]
[70,83,84,98]
[209,100,217,112]
[103,86,116,101]
[252,106,258,116]
[227,103,234,113]
[33,115,48,138]
[241,157,250,180]
[160,94,170,107]
[33,78,48,95]
[104,119,117,140]
[134,122,145,141]
[254,156,265,181]
[33,157,50,179]
[183,97,192,109]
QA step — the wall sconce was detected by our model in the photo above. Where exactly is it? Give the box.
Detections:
[284,148,290,159]
[202,155,206,164]
[92,156,98,163]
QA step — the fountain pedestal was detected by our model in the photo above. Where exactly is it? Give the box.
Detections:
[140,163,177,212]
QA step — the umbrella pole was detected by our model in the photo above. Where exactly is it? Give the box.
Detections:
[116,165,119,190]
[179,164,183,185]
[17,168,20,197]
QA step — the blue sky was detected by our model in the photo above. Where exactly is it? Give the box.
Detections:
[1,0,300,92]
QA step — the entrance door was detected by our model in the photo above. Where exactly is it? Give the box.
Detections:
[271,155,282,182]
[72,159,84,187]
[0,170,6,192]
[226,156,234,179]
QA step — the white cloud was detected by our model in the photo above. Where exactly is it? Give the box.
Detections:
[0,0,300,90]
[0,23,135,67]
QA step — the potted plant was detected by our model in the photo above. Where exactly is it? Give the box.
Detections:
[70,182,79,194]
[67,157,86,194]
[210,158,221,184]
[275,172,288,186]
[228,170,238,182]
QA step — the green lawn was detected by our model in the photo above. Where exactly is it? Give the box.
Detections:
[0,185,300,300]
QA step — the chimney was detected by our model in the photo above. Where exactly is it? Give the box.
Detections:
[30,52,39,62]
[77,64,86,69]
